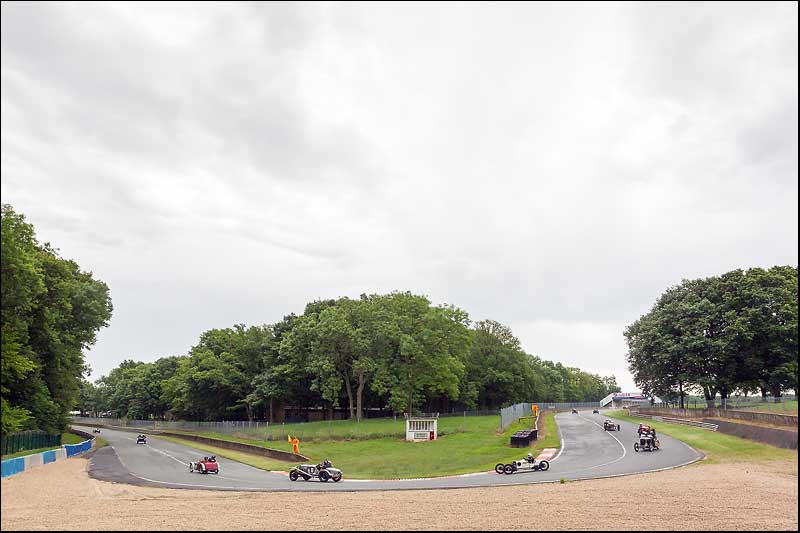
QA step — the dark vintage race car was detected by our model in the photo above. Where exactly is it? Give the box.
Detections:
[634,425,660,452]
[189,456,219,474]
[592,409,600,414]
[136,434,147,444]
[571,408,578,414]
[603,419,621,431]
[495,453,550,475]
[93,428,101,434]
[289,460,342,482]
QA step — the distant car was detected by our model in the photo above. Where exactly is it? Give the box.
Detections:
[571,408,578,414]
[289,460,342,482]
[495,453,550,475]
[136,434,147,444]
[592,409,600,414]
[93,428,101,434]
[189,456,219,474]
[603,419,621,431]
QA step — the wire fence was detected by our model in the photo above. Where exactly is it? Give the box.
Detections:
[499,401,602,430]
[653,395,797,411]
[1,431,62,457]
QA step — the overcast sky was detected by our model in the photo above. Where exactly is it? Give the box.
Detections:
[2,2,797,391]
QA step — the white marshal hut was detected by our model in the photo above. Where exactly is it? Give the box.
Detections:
[405,413,439,441]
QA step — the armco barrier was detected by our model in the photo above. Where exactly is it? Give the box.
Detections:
[64,439,93,457]
[1,437,93,478]
[1,457,25,478]
[74,424,308,462]
[635,407,798,428]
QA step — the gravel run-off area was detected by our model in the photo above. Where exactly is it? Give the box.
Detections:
[1,455,797,531]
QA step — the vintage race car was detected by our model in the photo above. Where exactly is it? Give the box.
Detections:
[189,456,219,474]
[93,428,102,434]
[592,409,600,414]
[495,454,550,475]
[289,460,342,482]
[603,419,621,431]
[634,427,660,452]
[136,434,147,444]
[571,408,578,414]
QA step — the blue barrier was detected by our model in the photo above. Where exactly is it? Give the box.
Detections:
[1,457,25,478]
[1,438,93,478]
[63,439,92,457]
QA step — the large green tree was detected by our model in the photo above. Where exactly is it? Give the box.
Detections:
[1,204,112,433]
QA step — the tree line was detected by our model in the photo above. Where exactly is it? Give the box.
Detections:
[624,266,798,408]
[1,204,112,434]
[82,295,620,422]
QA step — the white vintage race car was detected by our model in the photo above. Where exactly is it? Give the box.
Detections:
[495,454,550,475]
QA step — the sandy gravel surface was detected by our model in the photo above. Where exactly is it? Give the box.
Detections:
[1,456,796,531]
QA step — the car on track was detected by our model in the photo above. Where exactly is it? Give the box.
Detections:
[189,456,219,474]
[603,419,621,431]
[592,409,600,414]
[571,408,578,414]
[136,434,147,444]
[93,428,101,434]
[289,459,342,482]
[634,424,659,452]
[495,453,550,475]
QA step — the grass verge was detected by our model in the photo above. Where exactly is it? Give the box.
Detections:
[153,413,560,479]
[607,411,798,466]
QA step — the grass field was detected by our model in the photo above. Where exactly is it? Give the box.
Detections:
[155,413,559,479]
[1,432,91,460]
[607,411,798,464]
[739,400,798,413]
[661,398,798,413]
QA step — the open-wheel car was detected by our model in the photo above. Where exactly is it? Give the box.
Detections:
[495,453,550,475]
[603,419,621,431]
[633,424,660,452]
[189,456,219,474]
[136,434,147,444]
[289,459,342,482]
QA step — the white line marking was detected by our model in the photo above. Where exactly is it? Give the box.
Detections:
[575,411,627,471]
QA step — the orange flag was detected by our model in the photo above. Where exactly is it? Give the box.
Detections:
[287,434,292,443]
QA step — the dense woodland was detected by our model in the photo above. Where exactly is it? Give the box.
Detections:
[625,266,798,408]
[81,301,621,423]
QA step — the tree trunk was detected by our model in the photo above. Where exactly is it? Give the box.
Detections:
[269,397,274,424]
[679,381,685,409]
[770,384,783,403]
[760,385,767,402]
[720,386,728,410]
[343,370,355,419]
[703,385,716,408]
[408,367,415,415]
[356,372,366,422]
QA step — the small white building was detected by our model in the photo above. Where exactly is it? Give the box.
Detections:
[405,414,438,441]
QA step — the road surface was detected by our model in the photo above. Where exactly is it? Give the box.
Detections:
[73,411,702,492]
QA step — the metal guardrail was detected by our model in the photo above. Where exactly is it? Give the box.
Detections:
[627,411,717,431]
[660,417,718,431]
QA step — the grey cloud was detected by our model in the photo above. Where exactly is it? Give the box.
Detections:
[1,2,796,387]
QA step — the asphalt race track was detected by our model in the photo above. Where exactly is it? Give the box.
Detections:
[73,411,703,492]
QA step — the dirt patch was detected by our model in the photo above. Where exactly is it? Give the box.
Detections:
[2,456,797,531]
